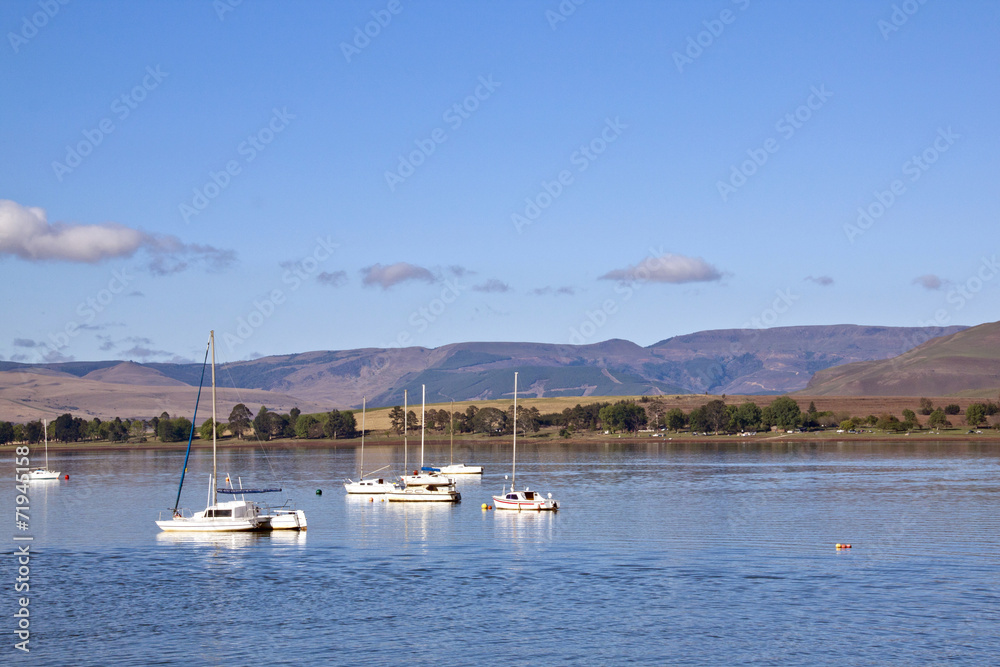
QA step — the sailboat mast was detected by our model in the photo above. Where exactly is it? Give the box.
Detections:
[43,418,48,468]
[403,390,408,473]
[420,384,425,468]
[360,396,366,478]
[210,330,218,507]
[512,371,518,489]
[450,400,454,465]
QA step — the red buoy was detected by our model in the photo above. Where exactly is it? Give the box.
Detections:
[64,474,69,480]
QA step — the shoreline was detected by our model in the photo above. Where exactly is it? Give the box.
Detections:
[8,429,1000,454]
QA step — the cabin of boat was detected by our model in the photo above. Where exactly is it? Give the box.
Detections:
[344,478,399,494]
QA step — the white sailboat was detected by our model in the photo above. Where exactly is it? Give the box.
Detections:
[493,372,559,511]
[28,419,60,481]
[388,385,460,503]
[157,331,305,532]
[344,396,399,494]
[437,400,484,476]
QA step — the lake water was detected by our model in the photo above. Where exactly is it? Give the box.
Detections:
[5,439,1000,665]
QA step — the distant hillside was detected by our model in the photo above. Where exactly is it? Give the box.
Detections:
[804,321,1000,396]
[0,368,329,423]
[0,323,972,420]
[83,361,188,386]
[648,324,965,394]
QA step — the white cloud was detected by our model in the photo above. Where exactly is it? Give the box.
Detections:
[361,262,435,289]
[913,274,943,290]
[599,253,722,284]
[0,199,234,272]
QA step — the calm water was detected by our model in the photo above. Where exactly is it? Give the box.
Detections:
[4,440,999,665]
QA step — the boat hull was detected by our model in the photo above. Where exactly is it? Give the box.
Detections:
[29,469,61,480]
[263,509,307,530]
[401,472,456,486]
[438,464,483,475]
[387,489,461,502]
[344,479,398,494]
[155,517,263,532]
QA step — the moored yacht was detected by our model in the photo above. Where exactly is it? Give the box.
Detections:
[492,372,559,511]
[387,385,460,503]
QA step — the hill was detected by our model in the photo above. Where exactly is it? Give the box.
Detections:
[803,321,1000,396]
[0,323,970,421]
[83,361,188,386]
[0,368,329,423]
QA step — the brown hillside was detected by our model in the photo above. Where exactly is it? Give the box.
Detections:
[804,321,1000,396]
[83,361,188,386]
[0,369,327,423]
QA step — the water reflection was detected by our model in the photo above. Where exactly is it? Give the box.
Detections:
[155,531,269,549]
[492,509,556,544]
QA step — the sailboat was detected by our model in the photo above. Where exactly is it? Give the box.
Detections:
[156,331,306,532]
[492,372,559,511]
[29,419,60,481]
[344,396,398,494]
[437,400,484,475]
[388,385,460,502]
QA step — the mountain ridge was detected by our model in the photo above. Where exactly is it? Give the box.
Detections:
[0,324,968,419]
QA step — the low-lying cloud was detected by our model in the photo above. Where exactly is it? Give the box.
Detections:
[913,274,943,290]
[0,199,234,273]
[361,262,436,289]
[473,279,510,293]
[317,270,348,287]
[599,253,722,284]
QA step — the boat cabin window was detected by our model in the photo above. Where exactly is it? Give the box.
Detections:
[506,494,518,500]
[524,491,535,500]
[206,509,232,518]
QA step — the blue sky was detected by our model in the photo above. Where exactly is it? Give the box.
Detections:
[2,0,998,365]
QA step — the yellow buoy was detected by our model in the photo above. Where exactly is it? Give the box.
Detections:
[481,503,488,510]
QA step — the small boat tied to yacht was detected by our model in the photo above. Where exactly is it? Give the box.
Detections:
[492,372,559,511]
[155,331,306,533]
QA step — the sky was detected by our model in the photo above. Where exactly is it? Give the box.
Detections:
[2,0,999,365]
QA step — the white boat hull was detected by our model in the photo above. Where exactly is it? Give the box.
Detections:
[437,464,483,475]
[29,469,61,480]
[344,478,398,494]
[263,509,307,530]
[401,472,456,487]
[387,488,461,502]
[155,517,262,532]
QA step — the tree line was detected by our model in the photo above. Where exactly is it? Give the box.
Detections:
[3,395,998,446]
